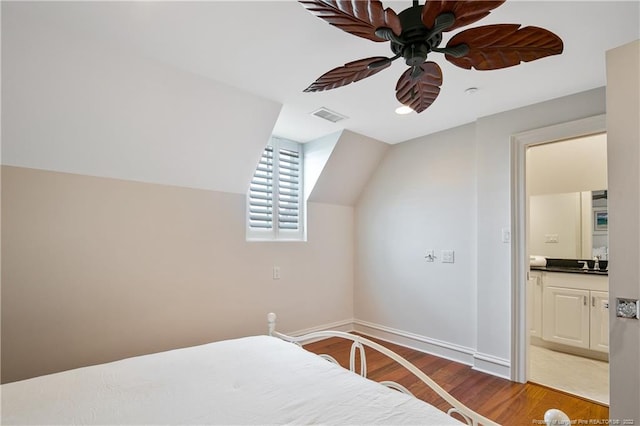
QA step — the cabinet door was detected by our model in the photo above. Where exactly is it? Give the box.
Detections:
[542,286,590,348]
[527,275,543,338]
[590,291,609,352]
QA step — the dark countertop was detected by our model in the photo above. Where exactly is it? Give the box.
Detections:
[530,266,608,276]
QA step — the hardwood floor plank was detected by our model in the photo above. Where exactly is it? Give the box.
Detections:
[304,335,609,425]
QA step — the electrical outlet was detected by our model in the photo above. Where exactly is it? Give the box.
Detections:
[273,266,280,280]
[442,250,454,263]
[544,234,559,243]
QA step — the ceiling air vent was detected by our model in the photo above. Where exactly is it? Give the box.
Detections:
[311,107,348,123]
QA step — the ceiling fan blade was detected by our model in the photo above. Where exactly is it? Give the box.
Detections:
[299,0,401,42]
[444,24,564,70]
[304,57,392,92]
[395,62,443,113]
[422,1,505,33]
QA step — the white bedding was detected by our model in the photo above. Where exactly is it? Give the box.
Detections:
[1,335,462,425]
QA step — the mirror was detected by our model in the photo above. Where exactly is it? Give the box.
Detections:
[529,190,608,260]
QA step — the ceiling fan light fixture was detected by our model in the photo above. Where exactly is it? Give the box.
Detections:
[395,105,414,115]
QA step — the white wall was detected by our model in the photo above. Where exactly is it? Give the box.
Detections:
[304,129,389,206]
[355,123,478,362]
[308,130,389,206]
[527,134,608,260]
[606,40,640,422]
[527,133,607,196]
[303,132,341,199]
[529,192,583,258]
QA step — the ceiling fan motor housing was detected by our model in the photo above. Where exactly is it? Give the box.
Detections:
[392,4,446,67]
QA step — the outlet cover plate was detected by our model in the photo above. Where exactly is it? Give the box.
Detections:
[442,250,454,263]
[544,234,559,243]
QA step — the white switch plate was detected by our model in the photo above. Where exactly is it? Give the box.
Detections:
[501,228,511,243]
[273,266,280,280]
[442,250,454,263]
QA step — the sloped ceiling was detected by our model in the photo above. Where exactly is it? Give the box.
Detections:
[1,1,637,144]
[2,1,638,197]
[1,11,281,195]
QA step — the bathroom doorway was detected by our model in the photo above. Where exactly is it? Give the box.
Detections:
[510,115,609,405]
[526,134,609,404]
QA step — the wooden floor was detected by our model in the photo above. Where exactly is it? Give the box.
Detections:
[304,335,609,426]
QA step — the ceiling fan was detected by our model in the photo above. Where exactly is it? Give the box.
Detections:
[299,0,564,113]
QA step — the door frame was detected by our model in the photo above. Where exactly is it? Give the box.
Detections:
[510,114,606,382]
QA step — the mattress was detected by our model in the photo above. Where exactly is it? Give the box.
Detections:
[1,335,463,425]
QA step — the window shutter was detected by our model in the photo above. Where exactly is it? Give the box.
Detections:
[277,147,300,230]
[247,138,304,241]
[248,146,274,230]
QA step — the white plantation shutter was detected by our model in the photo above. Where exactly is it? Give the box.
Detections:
[248,146,274,230]
[277,147,300,230]
[247,139,304,240]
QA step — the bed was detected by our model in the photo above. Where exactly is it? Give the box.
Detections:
[1,313,566,425]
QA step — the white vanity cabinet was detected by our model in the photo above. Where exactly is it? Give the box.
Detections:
[527,271,543,338]
[541,272,609,353]
[589,290,609,352]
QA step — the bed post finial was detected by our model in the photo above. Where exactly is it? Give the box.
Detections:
[267,312,277,336]
[544,409,570,425]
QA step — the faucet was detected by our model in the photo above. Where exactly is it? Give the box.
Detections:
[593,256,600,270]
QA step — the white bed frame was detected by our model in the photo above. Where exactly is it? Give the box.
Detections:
[268,313,498,426]
[267,313,571,426]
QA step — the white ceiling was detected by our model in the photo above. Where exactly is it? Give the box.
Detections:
[9,0,639,144]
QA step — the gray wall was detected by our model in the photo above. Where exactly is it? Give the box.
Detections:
[606,39,640,422]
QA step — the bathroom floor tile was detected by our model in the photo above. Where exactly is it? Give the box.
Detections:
[529,345,609,405]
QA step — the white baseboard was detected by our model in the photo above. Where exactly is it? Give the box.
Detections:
[288,318,355,341]
[288,318,512,380]
[472,352,511,379]
[353,319,476,366]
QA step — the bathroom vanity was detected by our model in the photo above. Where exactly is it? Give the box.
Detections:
[529,264,608,358]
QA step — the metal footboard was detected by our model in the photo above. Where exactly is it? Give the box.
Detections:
[267,313,499,426]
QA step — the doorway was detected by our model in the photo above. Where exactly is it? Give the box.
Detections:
[526,136,609,404]
[510,114,608,404]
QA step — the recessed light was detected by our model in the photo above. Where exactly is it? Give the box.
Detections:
[464,87,479,95]
[395,105,414,115]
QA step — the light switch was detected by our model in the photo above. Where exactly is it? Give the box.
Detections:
[501,228,511,243]
[442,250,454,263]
